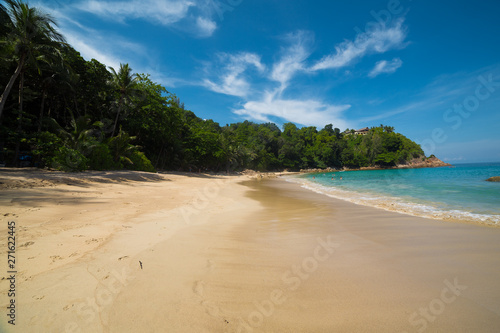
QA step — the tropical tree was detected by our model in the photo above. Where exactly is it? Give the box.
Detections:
[37,59,75,132]
[108,63,139,137]
[0,0,66,120]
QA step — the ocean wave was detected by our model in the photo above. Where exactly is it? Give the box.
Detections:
[284,176,500,226]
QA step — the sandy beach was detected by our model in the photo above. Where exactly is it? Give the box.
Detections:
[1,169,500,332]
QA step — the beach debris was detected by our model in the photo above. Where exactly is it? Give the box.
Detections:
[139,260,143,269]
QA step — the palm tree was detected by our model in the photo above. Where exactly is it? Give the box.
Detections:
[108,63,139,137]
[106,128,139,166]
[0,0,66,120]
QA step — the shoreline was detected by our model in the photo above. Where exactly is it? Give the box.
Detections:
[286,168,500,228]
[1,170,499,332]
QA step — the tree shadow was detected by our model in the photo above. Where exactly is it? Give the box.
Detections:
[157,171,239,179]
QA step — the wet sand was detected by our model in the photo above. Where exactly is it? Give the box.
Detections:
[1,170,500,332]
[223,180,500,332]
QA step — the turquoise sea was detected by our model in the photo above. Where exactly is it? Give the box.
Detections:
[288,163,500,225]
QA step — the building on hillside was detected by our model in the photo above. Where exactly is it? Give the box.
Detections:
[354,127,369,135]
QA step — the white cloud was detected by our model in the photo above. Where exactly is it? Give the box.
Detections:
[368,57,403,78]
[77,0,194,26]
[62,30,122,71]
[271,31,314,91]
[234,90,352,129]
[311,19,407,71]
[196,17,217,37]
[201,30,352,128]
[72,0,221,37]
[202,52,265,97]
[199,21,408,128]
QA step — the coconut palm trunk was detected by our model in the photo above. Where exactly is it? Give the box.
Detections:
[111,97,123,137]
[0,53,25,120]
[12,68,25,166]
[108,63,139,138]
[38,89,47,132]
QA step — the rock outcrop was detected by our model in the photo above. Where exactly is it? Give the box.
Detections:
[396,156,452,169]
[486,176,500,182]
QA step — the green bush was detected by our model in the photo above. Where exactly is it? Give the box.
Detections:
[29,131,62,167]
[374,152,398,167]
[127,150,156,172]
[52,146,89,171]
[88,143,121,170]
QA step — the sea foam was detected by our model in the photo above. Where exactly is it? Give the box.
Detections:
[285,176,500,226]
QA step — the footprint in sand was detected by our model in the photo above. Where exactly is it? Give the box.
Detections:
[33,295,45,300]
[63,304,73,311]
[206,259,216,271]
[194,281,223,317]
[19,241,35,248]
[50,255,63,262]
[193,280,205,296]
[201,300,221,317]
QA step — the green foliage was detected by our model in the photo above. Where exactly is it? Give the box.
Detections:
[52,146,88,171]
[108,63,140,137]
[88,143,119,171]
[0,0,66,119]
[28,131,61,167]
[373,152,398,166]
[106,129,136,165]
[128,150,156,172]
[105,128,155,172]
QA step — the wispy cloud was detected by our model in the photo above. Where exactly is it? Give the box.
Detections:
[76,0,194,26]
[202,52,265,97]
[63,28,181,86]
[34,0,186,87]
[311,19,407,71]
[67,0,222,38]
[200,29,361,128]
[196,17,217,37]
[369,57,403,77]
[234,90,352,129]
[271,31,314,92]
[63,31,122,71]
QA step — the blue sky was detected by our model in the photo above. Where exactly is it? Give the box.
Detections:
[35,0,500,163]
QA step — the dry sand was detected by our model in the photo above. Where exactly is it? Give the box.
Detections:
[0,169,499,332]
